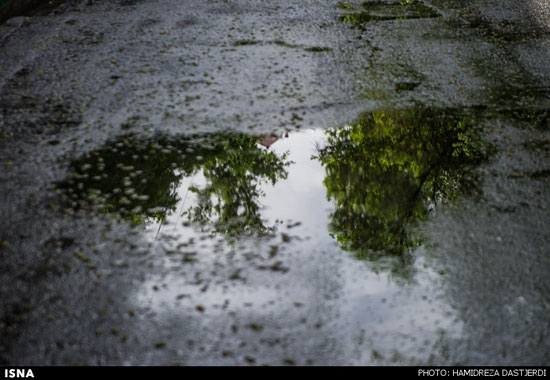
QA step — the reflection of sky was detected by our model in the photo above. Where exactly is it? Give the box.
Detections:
[261,129,331,237]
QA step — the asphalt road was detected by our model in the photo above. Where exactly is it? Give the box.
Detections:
[0,0,549,365]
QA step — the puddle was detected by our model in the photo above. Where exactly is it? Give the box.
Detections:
[339,0,441,28]
[54,106,490,364]
[58,106,486,276]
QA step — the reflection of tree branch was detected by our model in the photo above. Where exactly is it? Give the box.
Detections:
[408,160,438,214]
[409,131,473,210]
[182,136,290,235]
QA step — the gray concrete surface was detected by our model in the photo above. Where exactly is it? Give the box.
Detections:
[0,0,549,365]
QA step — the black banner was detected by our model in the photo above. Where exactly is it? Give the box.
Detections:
[0,367,548,379]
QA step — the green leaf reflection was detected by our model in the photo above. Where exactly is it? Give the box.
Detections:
[315,108,486,277]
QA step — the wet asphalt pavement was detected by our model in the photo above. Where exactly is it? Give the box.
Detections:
[0,0,550,365]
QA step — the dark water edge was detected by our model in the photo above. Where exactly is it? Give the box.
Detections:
[0,0,65,24]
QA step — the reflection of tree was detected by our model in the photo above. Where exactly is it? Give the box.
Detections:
[184,134,289,235]
[315,108,485,277]
[60,133,289,235]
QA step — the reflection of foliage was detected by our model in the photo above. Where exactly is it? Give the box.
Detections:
[315,108,485,276]
[184,135,290,235]
[59,133,289,235]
